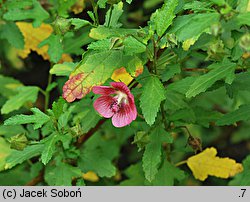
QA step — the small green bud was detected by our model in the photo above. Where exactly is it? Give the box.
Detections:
[52,17,71,35]
[9,133,29,151]
[239,33,250,52]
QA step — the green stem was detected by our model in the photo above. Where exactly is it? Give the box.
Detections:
[175,160,187,167]
[44,73,52,111]
[90,0,99,25]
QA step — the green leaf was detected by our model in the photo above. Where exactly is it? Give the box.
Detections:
[229,155,250,186]
[193,107,222,128]
[79,148,116,178]
[169,13,220,41]
[1,86,39,114]
[3,0,49,27]
[39,34,63,63]
[41,134,58,165]
[45,162,82,186]
[0,22,24,49]
[123,36,146,55]
[70,18,90,29]
[0,137,12,171]
[4,108,50,130]
[50,62,77,76]
[168,77,196,94]
[151,159,185,185]
[52,97,66,119]
[217,104,250,126]
[186,61,236,98]
[5,144,44,169]
[89,26,138,40]
[150,0,178,37]
[142,127,170,182]
[120,163,145,185]
[104,2,123,28]
[140,75,166,125]
[165,89,188,111]
[88,38,112,51]
[97,0,108,8]
[0,75,22,98]
[161,64,181,82]
[63,31,93,55]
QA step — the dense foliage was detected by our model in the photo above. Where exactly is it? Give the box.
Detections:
[0,0,250,186]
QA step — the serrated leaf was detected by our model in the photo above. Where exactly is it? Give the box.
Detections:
[50,62,77,76]
[186,61,236,98]
[140,76,166,125]
[4,144,44,170]
[4,108,50,130]
[41,134,58,165]
[79,148,116,177]
[39,34,63,63]
[187,147,243,181]
[168,77,196,94]
[169,13,220,41]
[1,86,39,114]
[165,89,188,111]
[151,159,185,185]
[62,50,125,102]
[0,22,24,49]
[104,2,123,28]
[45,162,82,186]
[89,26,137,40]
[3,0,49,27]
[150,0,178,37]
[142,127,170,182]
[216,104,250,126]
[161,64,181,82]
[123,36,146,55]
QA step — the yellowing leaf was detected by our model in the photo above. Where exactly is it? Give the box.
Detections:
[111,65,143,85]
[15,22,72,62]
[71,0,85,14]
[187,147,243,181]
[182,38,197,51]
[82,171,99,182]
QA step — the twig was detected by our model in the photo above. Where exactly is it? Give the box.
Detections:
[25,169,44,186]
[76,119,106,147]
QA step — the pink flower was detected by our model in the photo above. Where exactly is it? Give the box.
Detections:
[92,82,137,127]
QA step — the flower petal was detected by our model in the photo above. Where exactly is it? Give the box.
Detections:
[110,82,135,104]
[93,96,115,118]
[92,86,116,95]
[112,103,137,127]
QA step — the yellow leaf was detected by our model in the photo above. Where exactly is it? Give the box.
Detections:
[187,147,243,181]
[16,22,53,60]
[111,64,143,85]
[82,171,99,182]
[15,22,72,63]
